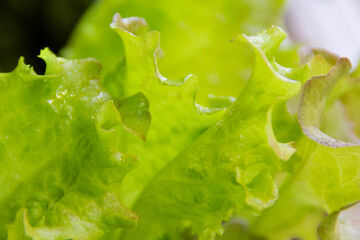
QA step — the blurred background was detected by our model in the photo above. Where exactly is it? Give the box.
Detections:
[0,0,93,73]
[0,0,288,100]
[2,0,360,73]
[1,0,360,72]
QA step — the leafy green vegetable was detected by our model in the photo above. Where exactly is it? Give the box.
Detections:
[63,0,289,102]
[0,49,139,239]
[250,53,360,240]
[107,13,230,210]
[2,1,360,239]
[119,24,301,239]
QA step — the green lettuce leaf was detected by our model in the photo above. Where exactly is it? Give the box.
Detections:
[0,49,138,239]
[3,2,360,238]
[120,25,301,240]
[62,0,288,102]
[107,13,229,210]
[250,54,360,240]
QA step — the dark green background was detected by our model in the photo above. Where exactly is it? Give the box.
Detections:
[0,0,93,73]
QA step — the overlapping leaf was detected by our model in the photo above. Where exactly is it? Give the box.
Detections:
[251,53,360,240]
[107,13,229,210]
[2,2,360,238]
[121,26,301,240]
[62,0,288,101]
[0,49,138,239]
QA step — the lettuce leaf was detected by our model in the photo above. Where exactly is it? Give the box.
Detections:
[2,3,360,239]
[250,53,360,240]
[120,25,300,240]
[107,13,230,210]
[62,0,288,102]
[0,49,138,239]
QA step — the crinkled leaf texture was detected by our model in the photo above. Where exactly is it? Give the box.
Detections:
[108,13,230,211]
[0,49,140,239]
[297,57,360,239]
[120,25,301,240]
[2,9,360,240]
[0,14,231,240]
[63,0,288,102]
[250,52,360,240]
